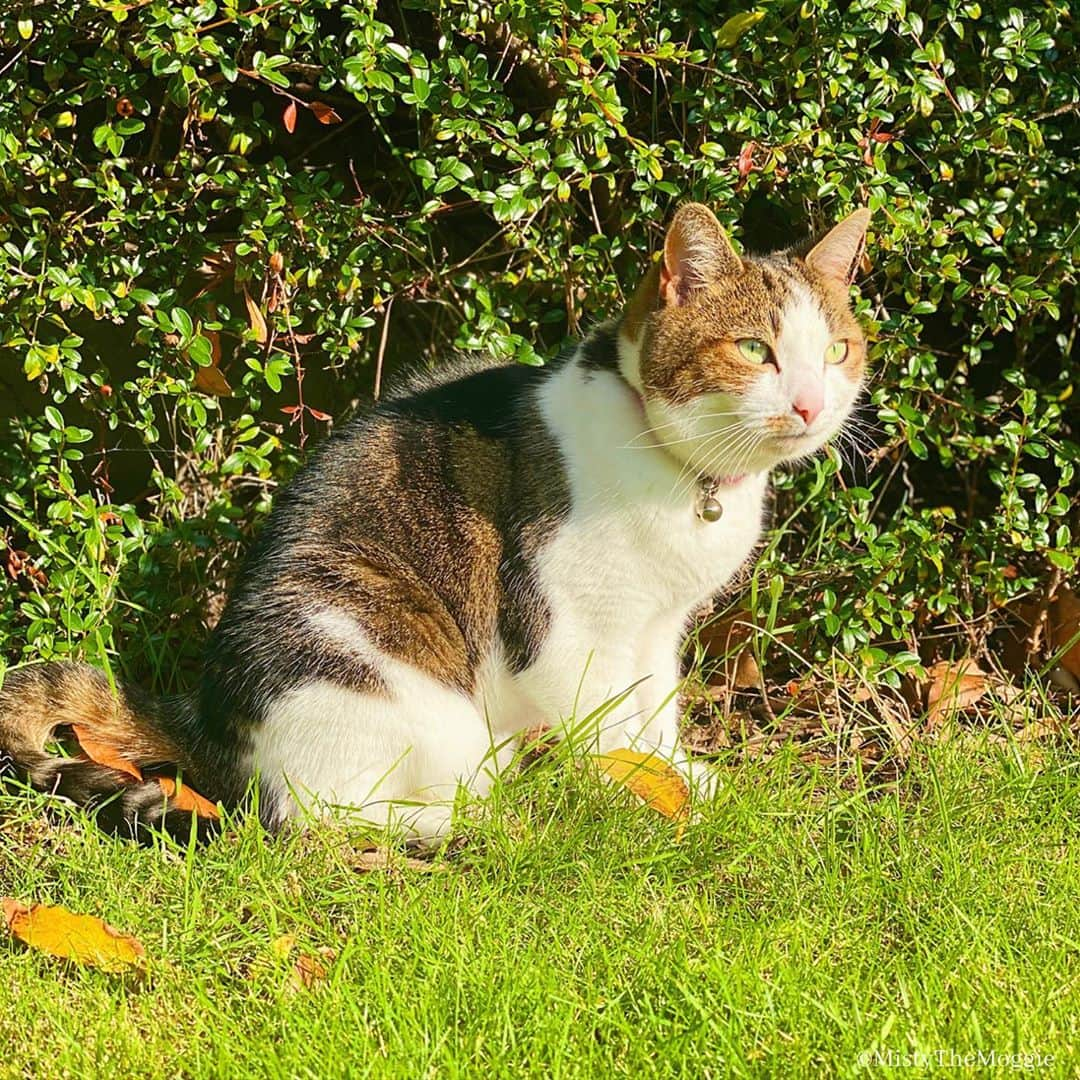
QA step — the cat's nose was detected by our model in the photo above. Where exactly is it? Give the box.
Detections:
[792,393,823,427]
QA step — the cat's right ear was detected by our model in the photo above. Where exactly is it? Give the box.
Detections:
[660,203,741,307]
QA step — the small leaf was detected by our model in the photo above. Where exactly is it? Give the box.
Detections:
[195,366,233,397]
[593,749,690,823]
[2,899,145,973]
[243,287,268,343]
[156,777,220,819]
[309,101,342,125]
[72,724,143,782]
[924,660,988,723]
[283,101,297,133]
[716,10,765,48]
[353,847,442,873]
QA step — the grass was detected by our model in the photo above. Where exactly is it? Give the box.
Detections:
[3,715,1079,1078]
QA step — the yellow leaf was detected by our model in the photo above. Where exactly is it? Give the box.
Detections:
[593,749,690,823]
[716,11,765,48]
[2,899,145,973]
[243,287,268,344]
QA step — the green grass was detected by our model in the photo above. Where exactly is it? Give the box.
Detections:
[3,724,1079,1078]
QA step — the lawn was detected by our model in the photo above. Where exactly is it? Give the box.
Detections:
[3,708,1078,1078]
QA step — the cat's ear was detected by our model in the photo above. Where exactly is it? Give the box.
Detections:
[805,208,871,284]
[660,203,741,306]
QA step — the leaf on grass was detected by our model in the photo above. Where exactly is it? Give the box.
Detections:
[283,101,297,133]
[309,101,342,125]
[925,659,989,724]
[593,748,689,823]
[716,10,765,48]
[353,846,442,873]
[2,898,145,973]
[156,777,220,820]
[194,365,233,397]
[243,287,268,344]
[71,723,142,782]
[266,933,333,992]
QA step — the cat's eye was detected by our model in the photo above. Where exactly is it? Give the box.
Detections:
[825,340,849,365]
[737,338,772,365]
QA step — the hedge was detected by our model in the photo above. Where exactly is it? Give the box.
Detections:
[0,1,1076,690]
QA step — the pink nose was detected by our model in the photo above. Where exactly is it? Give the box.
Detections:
[792,394,823,427]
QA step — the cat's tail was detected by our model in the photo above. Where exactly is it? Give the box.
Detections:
[0,662,213,838]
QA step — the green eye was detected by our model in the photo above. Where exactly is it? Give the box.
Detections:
[737,338,771,364]
[825,340,849,365]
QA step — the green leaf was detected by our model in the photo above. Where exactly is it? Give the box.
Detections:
[716,11,765,48]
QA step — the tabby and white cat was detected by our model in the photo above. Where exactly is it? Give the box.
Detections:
[0,204,870,842]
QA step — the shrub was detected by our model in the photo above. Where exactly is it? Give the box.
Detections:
[0,1,1076,688]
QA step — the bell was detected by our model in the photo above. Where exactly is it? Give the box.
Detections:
[698,496,724,522]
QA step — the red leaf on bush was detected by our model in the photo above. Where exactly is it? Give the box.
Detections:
[309,101,342,125]
[283,101,298,133]
[307,407,332,422]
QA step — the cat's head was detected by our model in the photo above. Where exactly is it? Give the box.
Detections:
[618,203,870,477]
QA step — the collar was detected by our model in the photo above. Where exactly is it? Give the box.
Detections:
[606,343,746,522]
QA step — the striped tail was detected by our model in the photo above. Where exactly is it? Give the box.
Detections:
[0,662,213,840]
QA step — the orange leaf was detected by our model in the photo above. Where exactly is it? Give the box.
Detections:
[71,723,143,782]
[283,101,297,133]
[243,287,268,344]
[156,776,220,819]
[309,101,342,125]
[593,748,689,823]
[2,898,145,972]
[195,365,233,397]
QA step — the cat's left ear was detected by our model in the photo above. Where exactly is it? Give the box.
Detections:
[805,208,871,284]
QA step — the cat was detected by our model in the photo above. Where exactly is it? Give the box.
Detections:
[0,203,870,843]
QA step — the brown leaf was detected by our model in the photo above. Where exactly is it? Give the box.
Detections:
[1052,586,1080,681]
[195,365,233,397]
[71,723,143,782]
[283,101,297,133]
[2,898,145,973]
[699,609,761,690]
[593,748,689,823]
[353,846,442,874]
[243,287,268,344]
[309,101,343,125]
[155,777,220,820]
[925,660,989,724]
[262,935,334,993]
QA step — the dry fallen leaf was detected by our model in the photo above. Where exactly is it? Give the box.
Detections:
[156,777,220,820]
[593,748,690,823]
[262,934,334,993]
[243,287,269,344]
[353,846,442,874]
[71,724,142,781]
[1052,586,1080,681]
[71,726,220,820]
[2,898,145,973]
[699,609,764,690]
[925,659,990,724]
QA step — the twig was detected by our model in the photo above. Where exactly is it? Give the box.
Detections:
[374,297,394,401]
